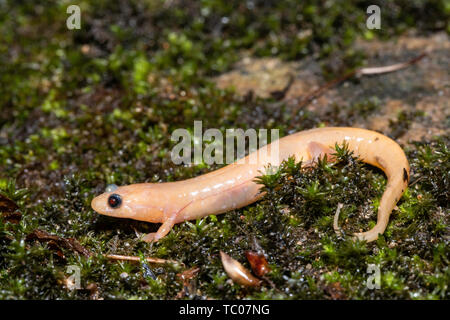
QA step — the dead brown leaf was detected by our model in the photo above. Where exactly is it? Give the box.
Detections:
[26,229,91,258]
[176,266,201,298]
[0,194,21,224]
[324,281,347,300]
[245,251,271,277]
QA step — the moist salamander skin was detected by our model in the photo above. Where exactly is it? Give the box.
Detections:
[91,127,410,243]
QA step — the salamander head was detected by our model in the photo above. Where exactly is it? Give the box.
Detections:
[91,183,164,223]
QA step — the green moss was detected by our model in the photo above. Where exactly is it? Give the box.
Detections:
[0,0,448,300]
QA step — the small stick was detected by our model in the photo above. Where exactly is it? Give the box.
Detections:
[333,203,344,236]
[106,254,183,266]
[293,70,357,112]
[358,53,427,75]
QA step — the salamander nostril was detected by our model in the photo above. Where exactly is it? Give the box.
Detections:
[108,193,122,208]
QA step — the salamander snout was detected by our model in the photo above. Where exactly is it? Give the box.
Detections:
[91,188,128,218]
[90,184,150,220]
[91,183,165,223]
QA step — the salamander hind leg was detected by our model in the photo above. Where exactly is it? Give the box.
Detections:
[305,141,336,165]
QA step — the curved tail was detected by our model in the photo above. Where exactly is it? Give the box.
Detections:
[349,131,410,242]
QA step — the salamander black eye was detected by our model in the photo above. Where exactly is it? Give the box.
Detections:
[108,194,122,208]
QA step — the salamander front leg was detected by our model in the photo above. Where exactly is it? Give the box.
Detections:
[142,212,177,243]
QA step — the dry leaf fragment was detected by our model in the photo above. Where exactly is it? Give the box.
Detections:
[26,229,91,258]
[245,251,271,277]
[220,251,261,287]
[0,194,21,224]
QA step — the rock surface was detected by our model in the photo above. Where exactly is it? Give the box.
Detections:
[215,32,449,144]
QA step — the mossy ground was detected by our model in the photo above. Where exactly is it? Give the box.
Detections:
[0,1,448,299]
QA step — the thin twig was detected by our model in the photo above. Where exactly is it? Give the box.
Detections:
[408,175,424,187]
[270,74,295,100]
[293,70,357,112]
[333,203,344,236]
[106,254,183,266]
[358,53,427,75]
